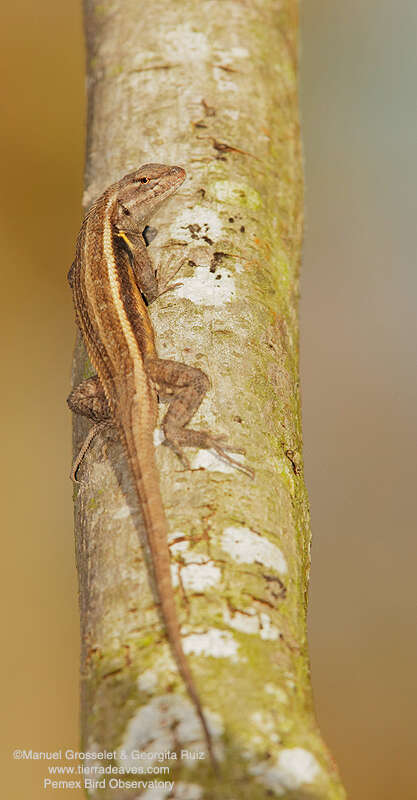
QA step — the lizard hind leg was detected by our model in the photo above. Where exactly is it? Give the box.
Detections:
[146,357,254,478]
[67,375,113,481]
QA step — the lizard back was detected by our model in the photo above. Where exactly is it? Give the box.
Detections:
[70,170,216,765]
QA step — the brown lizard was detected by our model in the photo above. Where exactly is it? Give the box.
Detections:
[67,163,252,766]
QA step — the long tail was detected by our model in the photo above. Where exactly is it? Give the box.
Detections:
[122,423,217,767]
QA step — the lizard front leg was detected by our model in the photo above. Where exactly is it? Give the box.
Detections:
[67,376,113,481]
[115,229,185,302]
[145,357,254,478]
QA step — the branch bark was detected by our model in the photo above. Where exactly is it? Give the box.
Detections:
[71,1,347,797]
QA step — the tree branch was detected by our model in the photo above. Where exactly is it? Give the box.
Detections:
[70,0,346,796]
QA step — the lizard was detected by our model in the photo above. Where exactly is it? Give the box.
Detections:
[67,163,253,766]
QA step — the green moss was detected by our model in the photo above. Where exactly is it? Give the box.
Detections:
[208,180,263,210]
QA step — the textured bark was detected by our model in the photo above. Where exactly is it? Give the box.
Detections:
[71,1,346,797]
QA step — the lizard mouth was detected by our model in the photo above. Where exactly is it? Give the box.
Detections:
[166,165,186,192]
[152,167,186,202]
[169,165,186,182]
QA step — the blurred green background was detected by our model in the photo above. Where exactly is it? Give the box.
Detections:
[1,2,415,798]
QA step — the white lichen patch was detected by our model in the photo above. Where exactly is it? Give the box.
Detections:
[221,527,287,575]
[180,561,221,591]
[120,695,211,770]
[137,669,158,693]
[163,24,210,62]
[168,538,190,555]
[183,629,240,661]
[279,749,321,784]
[170,562,180,588]
[223,607,279,640]
[252,748,321,796]
[191,448,248,473]
[170,206,223,242]
[259,612,280,641]
[170,548,220,590]
[223,607,259,635]
[209,180,263,210]
[172,546,212,567]
[174,266,236,306]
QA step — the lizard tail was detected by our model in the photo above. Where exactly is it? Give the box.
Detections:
[122,425,218,769]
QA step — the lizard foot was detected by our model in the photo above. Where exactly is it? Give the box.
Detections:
[161,437,192,470]
[70,420,113,482]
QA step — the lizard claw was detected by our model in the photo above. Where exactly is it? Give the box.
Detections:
[156,281,183,298]
[207,434,247,458]
[208,439,254,479]
[162,437,191,470]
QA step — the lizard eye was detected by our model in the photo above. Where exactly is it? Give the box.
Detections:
[133,176,149,184]
[122,206,130,216]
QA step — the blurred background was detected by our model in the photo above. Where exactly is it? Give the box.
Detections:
[1,2,415,797]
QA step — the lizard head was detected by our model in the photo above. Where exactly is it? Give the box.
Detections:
[112,163,186,230]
